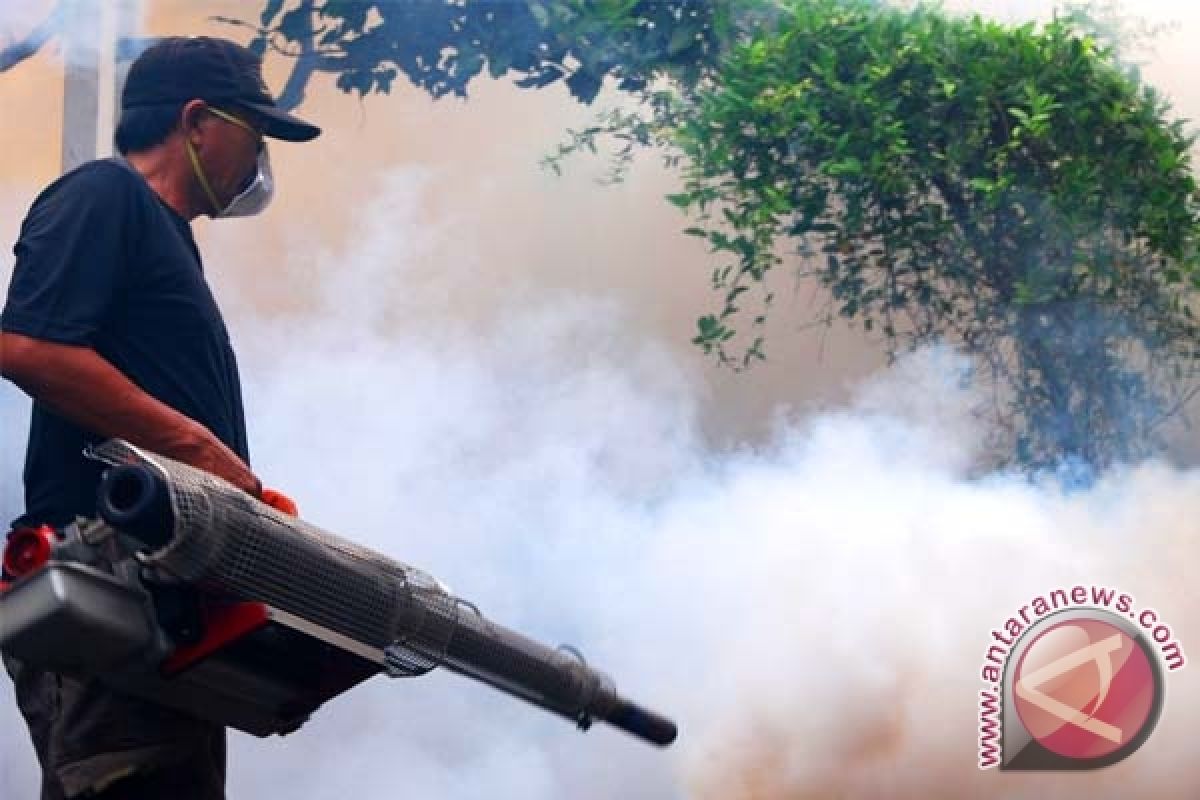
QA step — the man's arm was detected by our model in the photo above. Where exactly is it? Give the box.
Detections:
[1,331,262,498]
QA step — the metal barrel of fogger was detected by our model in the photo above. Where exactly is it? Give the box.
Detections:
[96,460,677,747]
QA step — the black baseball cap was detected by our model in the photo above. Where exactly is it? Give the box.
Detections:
[121,36,320,142]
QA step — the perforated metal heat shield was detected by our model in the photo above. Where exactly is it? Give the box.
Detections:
[87,440,622,730]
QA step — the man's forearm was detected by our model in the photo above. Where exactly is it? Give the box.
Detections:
[0,331,260,496]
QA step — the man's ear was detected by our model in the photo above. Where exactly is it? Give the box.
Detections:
[180,99,210,145]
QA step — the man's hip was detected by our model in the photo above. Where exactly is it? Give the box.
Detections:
[3,653,226,799]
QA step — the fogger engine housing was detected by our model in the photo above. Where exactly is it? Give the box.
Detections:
[0,440,676,746]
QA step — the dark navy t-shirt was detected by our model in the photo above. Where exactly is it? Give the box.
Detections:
[2,158,249,526]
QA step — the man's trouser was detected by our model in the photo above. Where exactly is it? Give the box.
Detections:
[3,654,226,799]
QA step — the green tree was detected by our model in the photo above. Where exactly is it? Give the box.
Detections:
[560,1,1200,468]
[237,0,1200,468]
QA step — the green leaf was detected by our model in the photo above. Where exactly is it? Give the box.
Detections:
[824,157,864,177]
[667,193,693,210]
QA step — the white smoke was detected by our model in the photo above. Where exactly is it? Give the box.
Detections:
[200,167,1197,799]
[0,0,145,71]
[0,3,55,41]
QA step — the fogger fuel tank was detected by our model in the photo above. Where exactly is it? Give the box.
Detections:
[0,440,676,747]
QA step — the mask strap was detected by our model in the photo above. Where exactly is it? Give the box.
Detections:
[186,138,224,216]
[207,107,256,135]
[208,107,264,153]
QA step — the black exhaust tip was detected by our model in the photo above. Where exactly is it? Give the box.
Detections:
[606,699,678,747]
[97,464,174,548]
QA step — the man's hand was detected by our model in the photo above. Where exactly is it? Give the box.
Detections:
[173,420,262,498]
[1,332,262,497]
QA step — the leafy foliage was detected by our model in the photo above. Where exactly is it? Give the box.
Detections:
[225,0,731,110]
[652,0,1200,466]
[228,0,1200,468]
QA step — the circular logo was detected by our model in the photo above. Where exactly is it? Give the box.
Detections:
[1012,616,1159,761]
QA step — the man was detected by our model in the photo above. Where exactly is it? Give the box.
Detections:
[0,36,318,798]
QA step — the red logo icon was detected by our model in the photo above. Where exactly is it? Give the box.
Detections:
[1002,611,1162,769]
[1013,618,1157,759]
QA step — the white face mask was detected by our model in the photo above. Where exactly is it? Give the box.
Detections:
[187,134,274,219]
[219,145,274,218]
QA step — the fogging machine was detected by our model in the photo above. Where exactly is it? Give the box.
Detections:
[0,440,676,747]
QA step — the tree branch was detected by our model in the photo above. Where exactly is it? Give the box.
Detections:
[0,2,63,73]
[214,1,342,112]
